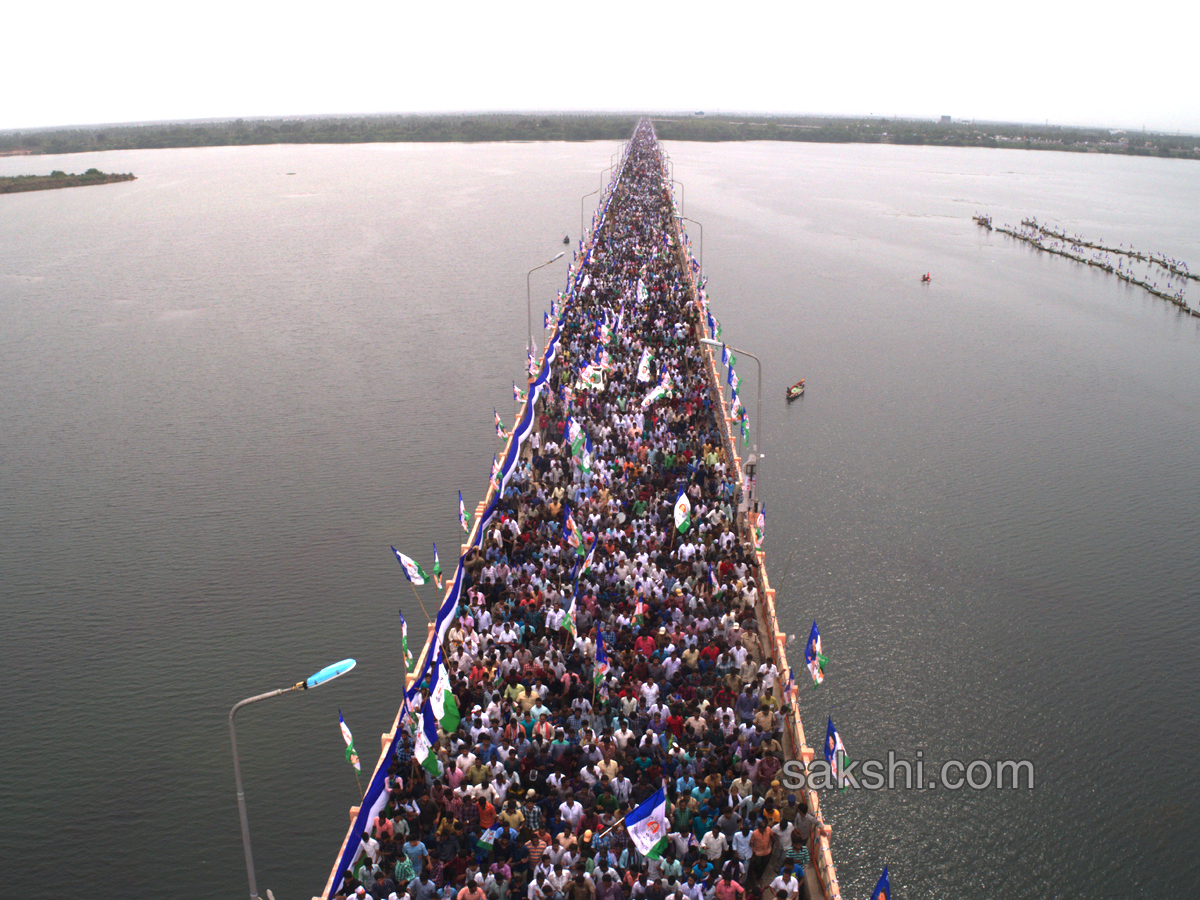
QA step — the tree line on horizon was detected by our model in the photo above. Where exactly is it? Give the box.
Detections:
[1,113,1196,160]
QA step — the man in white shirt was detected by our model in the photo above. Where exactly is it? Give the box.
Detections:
[663,655,682,680]
[546,863,571,892]
[700,825,728,861]
[731,824,754,864]
[360,831,381,865]
[559,797,585,833]
[678,874,705,900]
[768,865,801,900]
[730,645,748,671]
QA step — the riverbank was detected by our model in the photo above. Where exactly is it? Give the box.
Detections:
[3,113,1196,161]
[0,169,135,194]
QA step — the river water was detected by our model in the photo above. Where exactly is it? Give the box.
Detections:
[1,140,1197,900]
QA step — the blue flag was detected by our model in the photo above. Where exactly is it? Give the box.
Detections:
[574,534,599,585]
[870,867,890,900]
[825,718,849,789]
[594,631,609,685]
[625,784,668,858]
[721,343,728,365]
[414,699,441,775]
[805,621,827,687]
[544,311,550,329]
[398,609,414,671]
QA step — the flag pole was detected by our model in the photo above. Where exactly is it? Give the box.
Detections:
[595,812,628,842]
[401,623,410,691]
[354,767,364,799]
[591,645,599,710]
[410,581,431,622]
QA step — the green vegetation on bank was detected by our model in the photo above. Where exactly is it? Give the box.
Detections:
[1,113,1196,161]
[0,168,136,194]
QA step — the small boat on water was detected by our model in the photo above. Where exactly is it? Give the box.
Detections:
[563,234,570,244]
[921,272,931,283]
[787,379,805,400]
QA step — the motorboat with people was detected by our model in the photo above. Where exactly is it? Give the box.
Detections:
[921,272,931,283]
[563,234,570,244]
[787,379,805,400]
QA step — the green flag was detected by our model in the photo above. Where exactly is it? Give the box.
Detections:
[431,658,461,734]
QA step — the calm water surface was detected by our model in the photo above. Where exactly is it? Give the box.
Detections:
[1,140,1198,899]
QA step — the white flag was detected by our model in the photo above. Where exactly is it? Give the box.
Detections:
[339,710,360,772]
[391,547,427,585]
[674,490,692,534]
[626,786,668,859]
[637,348,653,382]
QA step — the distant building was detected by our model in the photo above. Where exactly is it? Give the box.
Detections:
[694,111,705,117]
[940,115,952,124]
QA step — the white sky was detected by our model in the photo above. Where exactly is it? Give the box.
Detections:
[3,0,1198,134]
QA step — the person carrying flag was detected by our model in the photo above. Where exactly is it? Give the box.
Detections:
[594,630,609,687]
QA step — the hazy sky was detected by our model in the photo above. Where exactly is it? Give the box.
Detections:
[4,0,1197,133]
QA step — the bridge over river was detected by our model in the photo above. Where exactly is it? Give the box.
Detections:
[318,119,843,900]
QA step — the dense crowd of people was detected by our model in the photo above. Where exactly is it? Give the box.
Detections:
[333,121,818,900]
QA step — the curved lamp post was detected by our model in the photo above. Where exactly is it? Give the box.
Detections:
[670,179,685,216]
[581,188,600,243]
[526,252,565,353]
[229,658,357,900]
[701,336,763,464]
[674,214,703,278]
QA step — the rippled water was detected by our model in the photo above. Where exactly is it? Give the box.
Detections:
[1,140,1198,900]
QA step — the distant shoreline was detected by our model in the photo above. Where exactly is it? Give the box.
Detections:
[0,169,136,194]
[2,114,1196,162]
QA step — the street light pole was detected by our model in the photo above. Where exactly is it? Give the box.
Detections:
[674,215,703,277]
[701,336,763,465]
[670,179,685,216]
[581,188,600,243]
[526,252,565,354]
[230,659,356,900]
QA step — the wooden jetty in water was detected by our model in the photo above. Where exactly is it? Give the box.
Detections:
[981,217,1198,317]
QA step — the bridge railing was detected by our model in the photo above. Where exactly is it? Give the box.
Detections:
[656,131,842,900]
